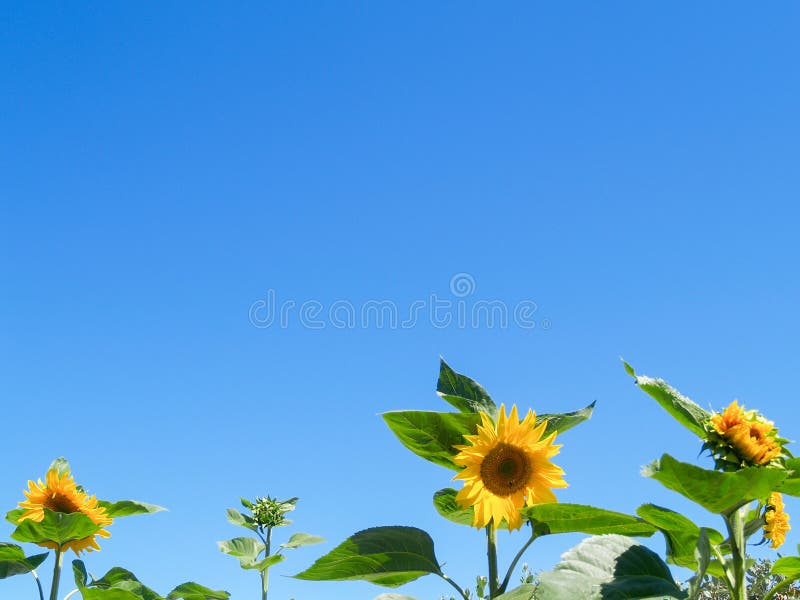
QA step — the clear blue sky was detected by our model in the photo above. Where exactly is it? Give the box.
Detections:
[2,2,800,599]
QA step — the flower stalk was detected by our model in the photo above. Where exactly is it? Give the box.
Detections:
[48,547,63,600]
[486,523,499,598]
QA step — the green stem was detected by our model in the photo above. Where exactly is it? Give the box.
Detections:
[723,506,747,600]
[763,577,797,600]
[31,569,44,600]
[439,572,470,600]
[498,527,537,594]
[49,547,63,600]
[260,527,272,600]
[486,522,499,598]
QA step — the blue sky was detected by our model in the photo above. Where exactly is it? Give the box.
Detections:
[2,2,800,599]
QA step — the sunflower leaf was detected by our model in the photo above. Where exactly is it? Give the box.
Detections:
[242,554,284,571]
[217,537,262,561]
[521,503,658,537]
[383,411,481,470]
[0,543,48,579]
[636,504,724,570]
[225,508,258,531]
[80,566,164,600]
[624,362,710,438]
[166,582,230,600]
[98,500,166,518]
[436,359,497,416]
[494,585,537,600]
[535,402,595,438]
[280,532,325,549]
[642,454,787,514]
[777,458,800,497]
[293,526,443,587]
[11,508,101,545]
[536,534,687,600]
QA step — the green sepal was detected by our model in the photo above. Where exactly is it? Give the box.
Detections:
[436,358,497,416]
[97,500,166,518]
[0,543,48,579]
[293,526,442,587]
[536,534,687,600]
[642,454,787,514]
[624,361,710,438]
[11,508,101,545]
[383,411,481,470]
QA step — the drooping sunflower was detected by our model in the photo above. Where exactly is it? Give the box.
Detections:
[763,492,790,549]
[453,403,567,531]
[18,468,112,554]
[704,400,785,470]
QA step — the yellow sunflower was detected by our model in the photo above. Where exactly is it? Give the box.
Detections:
[18,468,112,554]
[764,492,790,549]
[708,400,782,467]
[453,403,567,531]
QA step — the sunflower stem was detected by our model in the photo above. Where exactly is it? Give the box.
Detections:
[260,526,272,600]
[48,547,63,600]
[486,522,499,598]
[723,505,748,600]
[31,569,44,600]
[498,526,537,594]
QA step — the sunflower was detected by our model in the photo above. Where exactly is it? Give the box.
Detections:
[453,404,567,531]
[705,400,784,469]
[763,492,790,549]
[18,467,112,554]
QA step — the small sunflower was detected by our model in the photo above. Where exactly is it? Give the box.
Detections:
[763,492,790,549]
[18,468,112,554]
[453,404,567,531]
[704,401,785,470]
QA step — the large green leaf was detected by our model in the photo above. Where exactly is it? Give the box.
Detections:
[432,488,509,530]
[778,458,800,497]
[643,454,787,514]
[98,500,166,518]
[225,508,257,531]
[383,411,481,470]
[11,508,101,545]
[166,583,229,600]
[494,585,536,600]
[536,534,687,600]
[77,565,164,600]
[280,532,324,549]
[535,402,595,438]
[624,362,710,438]
[218,537,263,568]
[436,359,497,416]
[0,543,48,579]
[636,504,723,570]
[294,526,442,587]
[522,503,657,537]
[772,556,800,578]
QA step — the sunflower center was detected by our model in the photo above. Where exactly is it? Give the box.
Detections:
[480,443,532,497]
[46,493,81,514]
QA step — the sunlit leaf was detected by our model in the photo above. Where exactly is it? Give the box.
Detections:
[383,411,481,470]
[166,583,229,600]
[636,504,723,570]
[98,500,166,518]
[294,526,442,587]
[536,534,687,600]
[0,543,48,579]
[494,585,536,600]
[643,454,787,514]
[436,358,497,416]
[280,533,324,549]
[11,508,100,545]
[535,402,595,438]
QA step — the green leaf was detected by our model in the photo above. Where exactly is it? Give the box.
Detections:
[241,554,284,571]
[11,508,101,545]
[686,528,711,600]
[432,488,508,530]
[535,402,595,438]
[522,503,658,537]
[494,585,536,600]
[625,362,710,438]
[72,559,89,588]
[166,583,230,600]
[372,595,420,600]
[536,534,687,600]
[281,533,324,549]
[642,454,787,514]
[5,508,24,525]
[383,411,481,470]
[98,500,166,518]
[240,497,253,509]
[218,537,262,561]
[225,508,257,531]
[0,543,48,579]
[636,504,723,570]
[778,458,800,497]
[81,566,164,600]
[436,358,497,415]
[294,526,442,587]
[772,556,800,578]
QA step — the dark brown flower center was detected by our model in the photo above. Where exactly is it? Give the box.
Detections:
[46,493,80,514]
[480,443,531,497]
